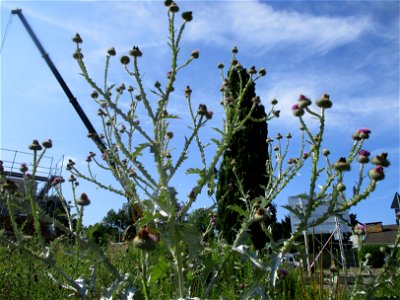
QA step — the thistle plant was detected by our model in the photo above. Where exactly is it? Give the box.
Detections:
[1,1,397,299]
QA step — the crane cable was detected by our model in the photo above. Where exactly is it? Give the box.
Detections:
[0,13,14,54]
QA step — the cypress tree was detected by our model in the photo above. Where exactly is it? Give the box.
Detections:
[216,64,276,249]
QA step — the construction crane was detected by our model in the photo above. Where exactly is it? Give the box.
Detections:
[11,8,107,153]
[10,9,143,228]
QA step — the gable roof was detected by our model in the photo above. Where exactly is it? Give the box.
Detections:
[391,192,400,209]
[363,224,399,245]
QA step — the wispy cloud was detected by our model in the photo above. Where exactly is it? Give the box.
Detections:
[186,1,371,56]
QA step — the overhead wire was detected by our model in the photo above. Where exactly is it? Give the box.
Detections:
[0,13,14,54]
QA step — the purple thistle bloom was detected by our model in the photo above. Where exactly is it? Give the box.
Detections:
[358,128,371,134]
[358,150,371,157]
[374,166,384,173]
[292,104,300,110]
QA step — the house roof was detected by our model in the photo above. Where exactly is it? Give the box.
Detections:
[364,224,399,245]
[391,192,400,209]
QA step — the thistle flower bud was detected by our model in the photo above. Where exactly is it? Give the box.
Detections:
[333,157,351,172]
[168,1,179,13]
[352,128,371,140]
[197,104,208,116]
[232,46,238,54]
[42,139,52,149]
[119,124,126,133]
[116,83,126,93]
[217,63,224,69]
[72,33,82,44]
[254,208,267,222]
[20,163,28,173]
[128,85,134,92]
[322,148,330,156]
[184,86,192,97]
[315,93,332,109]
[120,55,130,65]
[298,95,311,109]
[73,50,84,60]
[29,140,42,151]
[154,81,161,89]
[77,193,91,206]
[275,133,282,140]
[273,110,280,118]
[286,133,292,139]
[91,91,99,99]
[292,104,304,117]
[357,149,370,164]
[354,224,366,235]
[258,68,266,76]
[164,0,172,6]
[248,66,257,75]
[107,47,116,56]
[368,166,385,181]
[365,253,372,260]
[181,11,193,22]
[191,49,200,59]
[129,46,142,57]
[337,182,346,192]
[288,158,299,165]
[68,175,77,182]
[252,96,260,104]
[51,176,65,186]
[271,99,278,105]
[132,228,157,251]
[371,153,390,167]
[128,168,136,178]
[167,132,174,139]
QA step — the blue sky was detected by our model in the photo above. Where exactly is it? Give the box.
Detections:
[1,0,399,226]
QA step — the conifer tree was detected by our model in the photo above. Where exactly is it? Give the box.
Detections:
[216,62,276,249]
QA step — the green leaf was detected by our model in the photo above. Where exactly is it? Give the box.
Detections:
[136,211,161,229]
[147,256,169,285]
[132,143,149,158]
[211,138,220,146]
[185,168,205,175]
[227,204,248,218]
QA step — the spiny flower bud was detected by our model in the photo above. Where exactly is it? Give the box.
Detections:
[354,224,366,235]
[271,99,278,105]
[77,193,91,206]
[119,124,126,133]
[252,96,260,104]
[254,208,267,222]
[132,228,157,251]
[51,176,65,186]
[197,104,208,116]
[357,149,370,164]
[232,46,238,54]
[72,33,82,44]
[333,157,351,172]
[73,50,84,60]
[337,182,346,192]
[169,1,179,13]
[91,91,99,99]
[42,139,52,149]
[352,128,371,140]
[164,0,172,6]
[191,49,200,59]
[20,163,28,173]
[371,153,390,167]
[129,46,142,57]
[273,110,280,118]
[120,55,130,65]
[315,93,332,109]
[248,66,257,75]
[128,85,134,92]
[288,158,299,165]
[116,83,126,94]
[286,133,292,139]
[28,140,42,151]
[167,132,174,139]
[184,86,192,97]
[217,63,224,69]
[298,95,311,109]
[275,133,282,140]
[322,148,330,156]
[107,47,116,56]
[128,168,136,178]
[292,104,304,117]
[68,175,77,182]
[258,68,266,76]
[181,11,193,22]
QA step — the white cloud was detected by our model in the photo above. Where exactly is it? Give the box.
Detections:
[186,1,371,56]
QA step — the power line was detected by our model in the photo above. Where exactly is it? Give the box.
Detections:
[0,13,14,54]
